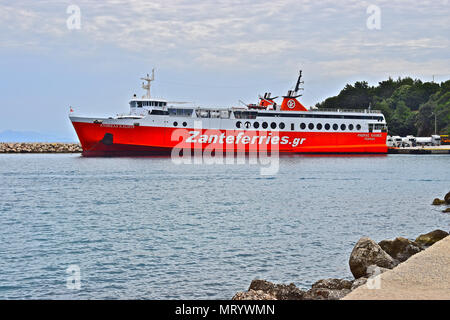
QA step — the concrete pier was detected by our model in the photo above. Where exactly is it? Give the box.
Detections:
[389,146,450,154]
[343,235,450,300]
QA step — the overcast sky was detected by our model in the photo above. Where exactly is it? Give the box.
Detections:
[0,0,449,138]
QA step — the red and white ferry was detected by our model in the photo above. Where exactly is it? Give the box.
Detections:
[70,70,388,156]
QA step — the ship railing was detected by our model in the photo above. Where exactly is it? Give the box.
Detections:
[310,108,382,114]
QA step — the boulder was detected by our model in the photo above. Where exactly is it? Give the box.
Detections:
[248,280,305,300]
[378,237,422,263]
[349,237,397,279]
[415,230,449,246]
[303,287,351,300]
[311,278,353,290]
[445,191,450,204]
[432,198,446,205]
[232,289,277,300]
[442,208,450,213]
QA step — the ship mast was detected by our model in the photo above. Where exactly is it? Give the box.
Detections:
[141,69,155,98]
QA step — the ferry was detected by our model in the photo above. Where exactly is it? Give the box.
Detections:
[70,70,388,156]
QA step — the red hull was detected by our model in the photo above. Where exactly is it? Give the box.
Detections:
[72,121,388,156]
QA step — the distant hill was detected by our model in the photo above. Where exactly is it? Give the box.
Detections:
[0,130,77,143]
[316,77,450,136]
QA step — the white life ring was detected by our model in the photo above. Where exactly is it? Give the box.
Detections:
[287,99,295,109]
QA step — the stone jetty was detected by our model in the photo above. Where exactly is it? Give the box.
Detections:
[0,142,82,153]
[344,234,450,300]
[232,229,449,300]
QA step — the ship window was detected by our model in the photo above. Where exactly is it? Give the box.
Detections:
[262,122,268,129]
[300,123,306,130]
[236,121,242,128]
[341,124,346,130]
[271,122,277,129]
[253,122,260,129]
[183,122,187,127]
[308,123,314,130]
[356,124,361,130]
[173,121,178,127]
[130,101,137,108]
[279,122,285,129]
[137,101,143,108]
[234,111,258,119]
[325,123,330,130]
[291,123,294,130]
[245,121,251,129]
[349,124,354,130]
[317,123,322,130]
[333,124,338,130]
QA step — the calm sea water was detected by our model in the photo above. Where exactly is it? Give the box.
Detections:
[0,154,449,299]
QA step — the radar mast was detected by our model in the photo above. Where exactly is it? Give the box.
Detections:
[141,69,155,98]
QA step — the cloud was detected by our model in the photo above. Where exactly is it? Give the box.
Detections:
[0,0,448,77]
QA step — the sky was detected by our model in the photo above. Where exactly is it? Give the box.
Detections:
[0,0,449,140]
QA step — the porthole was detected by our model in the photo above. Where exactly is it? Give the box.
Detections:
[173,121,178,127]
[245,121,251,129]
[333,124,338,130]
[253,122,260,129]
[183,122,187,127]
[236,121,242,128]
[341,124,346,130]
[262,122,268,129]
[316,123,322,130]
[271,122,277,129]
[356,124,361,130]
[349,124,354,130]
[300,123,306,130]
[308,123,314,130]
[325,123,330,130]
[279,122,285,129]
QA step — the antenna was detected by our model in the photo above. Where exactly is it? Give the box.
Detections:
[141,68,155,98]
[294,70,304,93]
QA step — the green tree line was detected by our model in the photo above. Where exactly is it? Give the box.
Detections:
[315,77,450,136]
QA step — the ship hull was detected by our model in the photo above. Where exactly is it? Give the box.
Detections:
[71,119,388,156]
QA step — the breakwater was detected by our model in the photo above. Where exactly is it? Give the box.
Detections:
[232,229,450,300]
[232,191,450,301]
[0,143,82,153]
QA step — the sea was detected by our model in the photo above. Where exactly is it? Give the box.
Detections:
[0,154,449,299]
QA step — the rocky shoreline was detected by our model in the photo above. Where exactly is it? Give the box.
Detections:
[232,191,450,300]
[0,143,82,153]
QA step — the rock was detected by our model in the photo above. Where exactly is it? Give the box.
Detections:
[350,277,368,290]
[232,289,277,300]
[445,192,450,204]
[248,280,305,300]
[311,278,353,290]
[415,229,449,246]
[378,237,422,263]
[303,287,351,300]
[349,237,397,279]
[432,198,446,205]
[443,208,450,213]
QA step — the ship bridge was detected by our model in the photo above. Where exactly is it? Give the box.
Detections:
[129,69,168,115]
